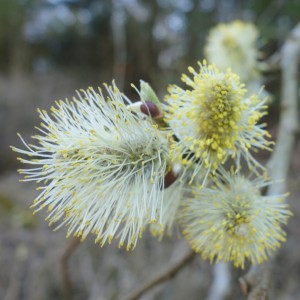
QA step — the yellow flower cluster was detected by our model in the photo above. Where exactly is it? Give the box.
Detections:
[181,174,292,268]
[165,61,272,182]
[12,83,170,250]
[204,20,260,83]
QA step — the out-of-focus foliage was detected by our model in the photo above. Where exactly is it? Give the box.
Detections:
[1,0,300,88]
[0,0,32,72]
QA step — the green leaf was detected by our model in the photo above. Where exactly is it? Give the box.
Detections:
[139,80,162,110]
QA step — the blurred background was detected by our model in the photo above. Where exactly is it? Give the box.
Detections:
[1,0,300,299]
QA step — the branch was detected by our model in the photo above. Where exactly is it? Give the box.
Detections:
[239,22,300,300]
[267,24,300,195]
[206,263,231,300]
[60,237,81,300]
[124,250,196,300]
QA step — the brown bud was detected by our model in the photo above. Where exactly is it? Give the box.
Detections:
[140,101,162,119]
[161,169,178,190]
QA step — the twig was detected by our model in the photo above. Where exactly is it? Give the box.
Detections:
[111,0,127,91]
[206,263,231,300]
[262,52,281,71]
[239,22,300,300]
[60,237,81,300]
[124,250,196,300]
[239,263,271,300]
